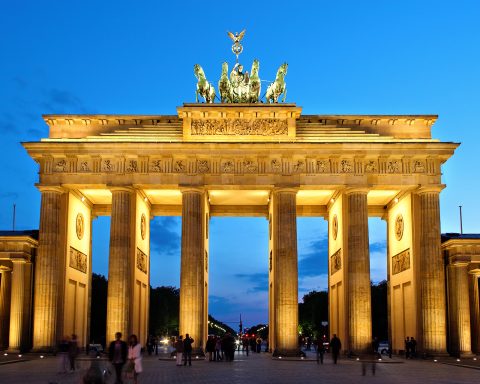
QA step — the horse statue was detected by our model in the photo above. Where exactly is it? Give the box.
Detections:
[247,59,261,103]
[265,63,288,103]
[218,62,233,103]
[194,64,216,103]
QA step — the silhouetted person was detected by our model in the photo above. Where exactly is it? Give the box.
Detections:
[108,332,128,384]
[410,337,417,358]
[405,337,410,359]
[175,336,184,366]
[330,334,341,364]
[316,338,325,364]
[68,334,79,372]
[183,334,194,366]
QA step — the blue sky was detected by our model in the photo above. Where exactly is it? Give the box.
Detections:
[1,0,479,326]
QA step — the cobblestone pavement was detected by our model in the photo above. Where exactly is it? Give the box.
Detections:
[1,351,479,384]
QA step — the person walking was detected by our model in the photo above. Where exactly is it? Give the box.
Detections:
[215,336,222,361]
[206,335,215,361]
[108,332,128,384]
[58,335,70,374]
[405,337,410,359]
[67,334,79,372]
[128,334,142,384]
[183,334,194,366]
[316,338,325,364]
[175,336,184,366]
[330,334,342,364]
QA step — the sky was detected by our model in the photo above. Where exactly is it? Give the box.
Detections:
[1,0,479,327]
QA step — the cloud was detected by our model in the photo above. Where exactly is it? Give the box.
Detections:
[150,217,181,257]
[298,237,328,277]
[370,241,387,253]
[233,272,269,292]
[40,88,91,114]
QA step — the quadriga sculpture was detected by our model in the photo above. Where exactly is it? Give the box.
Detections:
[265,63,288,103]
[218,62,233,103]
[194,64,216,103]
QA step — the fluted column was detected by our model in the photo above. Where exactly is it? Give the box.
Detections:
[272,189,298,356]
[0,268,12,349]
[469,273,480,354]
[9,261,27,352]
[33,187,64,351]
[345,190,372,353]
[179,189,205,353]
[417,189,447,354]
[448,263,472,356]
[106,188,133,343]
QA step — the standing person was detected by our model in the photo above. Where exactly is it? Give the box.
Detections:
[206,335,215,361]
[175,336,184,366]
[109,332,128,384]
[330,334,342,364]
[256,337,262,353]
[128,335,142,384]
[183,333,194,366]
[242,337,249,356]
[316,338,325,365]
[410,337,417,358]
[68,334,79,372]
[215,336,222,361]
[58,336,70,374]
[405,337,410,359]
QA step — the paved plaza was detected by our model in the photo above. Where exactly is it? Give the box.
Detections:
[1,351,479,384]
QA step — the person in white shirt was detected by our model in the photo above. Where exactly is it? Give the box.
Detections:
[128,334,142,384]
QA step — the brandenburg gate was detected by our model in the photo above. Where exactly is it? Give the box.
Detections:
[22,102,461,356]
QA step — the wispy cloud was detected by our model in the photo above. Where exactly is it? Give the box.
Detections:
[150,217,181,257]
[234,272,269,293]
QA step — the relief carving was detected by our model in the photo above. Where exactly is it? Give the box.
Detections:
[413,160,425,173]
[102,159,114,172]
[126,160,138,172]
[392,248,410,275]
[174,160,186,173]
[136,248,147,274]
[80,161,89,172]
[395,214,404,241]
[330,248,342,275]
[221,160,235,173]
[332,214,338,240]
[387,160,401,173]
[140,213,146,240]
[55,159,67,172]
[340,160,353,173]
[243,160,258,173]
[271,159,282,173]
[316,160,328,173]
[150,160,162,172]
[197,160,210,173]
[365,160,377,173]
[191,118,288,136]
[69,247,87,273]
[293,160,305,173]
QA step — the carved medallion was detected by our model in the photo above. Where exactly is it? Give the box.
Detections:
[76,213,84,240]
[332,214,338,240]
[140,213,146,240]
[395,214,404,241]
[330,249,342,275]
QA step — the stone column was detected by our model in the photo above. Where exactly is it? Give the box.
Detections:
[33,187,64,351]
[106,188,133,343]
[179,189,206,354]
[272,189,298,356]
[447,263,472,356]
[417,188,447,354]
[8,261,27,352]
[0,267,12,349]
[345,189,372,353]
[468,272,480,354]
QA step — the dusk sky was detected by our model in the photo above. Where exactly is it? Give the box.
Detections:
[1,1,479,327]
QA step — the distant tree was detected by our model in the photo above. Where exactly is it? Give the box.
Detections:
[371,280,388,340]
[149,286,179,337]
[245,323,268,340]
[298,290,328,338]
[90,273,107,346]
[207,315,237,336]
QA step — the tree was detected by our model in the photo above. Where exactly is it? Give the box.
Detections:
[90,273,108,346]
[149,286,179,336]
[371,280,388,340]
[298,290,328,338]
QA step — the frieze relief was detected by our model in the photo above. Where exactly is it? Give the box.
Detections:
[330,248,342,275]
[69,246,87,273]
[191,118,288,136]
[340,160,353,173]
[136,248,148,274]
[392,248,410,275]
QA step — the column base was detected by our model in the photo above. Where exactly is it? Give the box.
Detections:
[272,348,303,357]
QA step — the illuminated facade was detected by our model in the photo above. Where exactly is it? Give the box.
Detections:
[15,102,477,356]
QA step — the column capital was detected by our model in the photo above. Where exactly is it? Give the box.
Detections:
[108,186,135,194]
[36,185,65,194]
[272,187,299,195]
[0,266,12,272]
[179,186,205,194]
[415,185,445,195]
[344,186,370,195]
